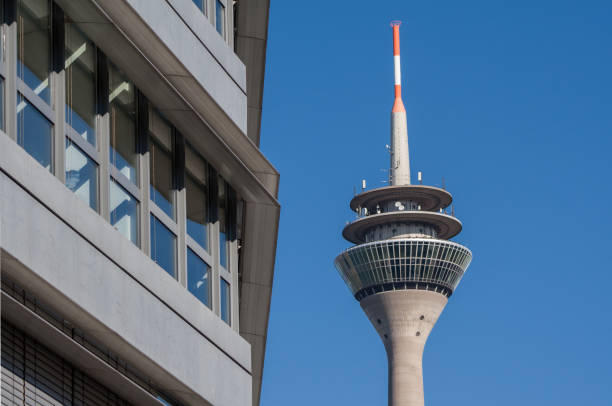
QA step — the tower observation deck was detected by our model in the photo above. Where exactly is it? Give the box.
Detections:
[334,22,472,406]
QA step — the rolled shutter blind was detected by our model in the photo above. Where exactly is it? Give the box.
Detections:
[1,320,131,405]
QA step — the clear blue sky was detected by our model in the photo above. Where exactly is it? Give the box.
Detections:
[259,1,612,404]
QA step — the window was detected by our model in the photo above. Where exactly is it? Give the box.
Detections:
[65,20,96,145]
[17,0,51,104]
[218,176,228,269]
[192,0,206,14]
[215,0,225,37]
[65,139,98,211]
[187,249,211,308]
[110,179,139,244]
[17,94,53,170]
[185,145,208,250]
[150,214,176,278]
[220,278,230,325]
[149,110,174,219]
[109,64,137,184]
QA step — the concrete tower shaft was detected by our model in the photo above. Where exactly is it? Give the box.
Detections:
[361,290,447,406]
[390,22,411,186]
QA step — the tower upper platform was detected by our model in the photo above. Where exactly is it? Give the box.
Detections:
[350,185,452,212]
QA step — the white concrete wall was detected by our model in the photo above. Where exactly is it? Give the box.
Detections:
[0,133,252,406]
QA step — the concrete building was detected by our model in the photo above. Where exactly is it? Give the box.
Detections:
[0,0,278,405]
[334,22,472,406]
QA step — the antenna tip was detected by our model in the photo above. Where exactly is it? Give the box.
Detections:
[390,20,402,27]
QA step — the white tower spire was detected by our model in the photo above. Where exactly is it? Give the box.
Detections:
[390,21,411,186]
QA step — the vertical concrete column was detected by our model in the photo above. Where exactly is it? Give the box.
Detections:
[360,290,448,406]
[98,112,111,220]
[52,70,65,182]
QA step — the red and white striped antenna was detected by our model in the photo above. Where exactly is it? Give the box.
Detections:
[391,21,405,114]
[389,20,411,185]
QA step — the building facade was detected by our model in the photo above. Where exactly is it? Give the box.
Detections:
[0,0,279,405]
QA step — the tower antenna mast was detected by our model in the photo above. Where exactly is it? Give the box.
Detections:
[390,21,411,186]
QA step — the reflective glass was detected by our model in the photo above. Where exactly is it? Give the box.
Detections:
[149,141,174,218]
[186,146,207,249]
[218,177,227,269]
[187,249,211,308]
[335,240,472,296]
[17,93,52,171]
[220,278,230,325]
[192,0,204,12]
[110,179,138,245]
[65,21,96,145]
[150,215,176,278]
[65,139,98,211]
[149,111,174,219]
[17,0,51,103]
[109,64,137,183]
[215,0,225,37]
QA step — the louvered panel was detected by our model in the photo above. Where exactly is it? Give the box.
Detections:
[2,320,133,406]
[78,370,113,406]
[23,339,65,406]
[1,322,26,406]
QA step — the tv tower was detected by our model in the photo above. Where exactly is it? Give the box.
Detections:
[334,22,472,406]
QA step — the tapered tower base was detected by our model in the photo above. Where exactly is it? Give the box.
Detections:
[360,290,448,406]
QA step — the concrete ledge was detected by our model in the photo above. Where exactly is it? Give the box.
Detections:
[0,133,251,406]
[1,293,163,406]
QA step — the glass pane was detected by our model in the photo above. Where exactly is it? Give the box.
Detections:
[65,139,98,211]
[186,146,207,249]
[187,249,211,308]
[16,93,52,171]
[17,0,51,103]
[186,173,208,249]
[150,215,176,278]
[149,138,174,219]
[215,0,225,37]
[110,178,139,245]
[109,64,137,184]
[218,176,227,269]
[65,21,96,145]
[220,278,230,325]
[192,0,204,13]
